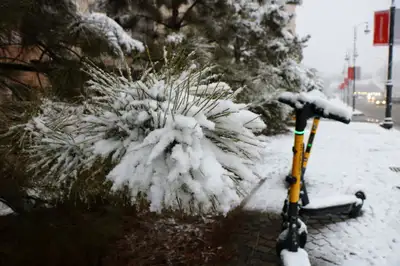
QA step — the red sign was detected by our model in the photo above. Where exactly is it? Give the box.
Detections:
[373,10,390,46]
[347,67,361,80]
[348,67,354,80]
[344,77,349,86]
[339,83,345,90]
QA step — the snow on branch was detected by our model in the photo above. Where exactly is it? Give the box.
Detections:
[279,59,324,92]
[16,56,266,215]
[71,12,145,58]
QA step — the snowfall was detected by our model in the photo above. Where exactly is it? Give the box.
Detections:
[2,103,400,265]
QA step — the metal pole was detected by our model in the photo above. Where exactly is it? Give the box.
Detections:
[345,54,350,105]
[342,62,346,102]
[352,27,357,111]
[381,0,396,129]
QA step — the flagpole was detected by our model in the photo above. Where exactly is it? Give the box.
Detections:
[345,52,350,105]
[381,0,396,129]
[352,26,358,112]
[351,22,370,111]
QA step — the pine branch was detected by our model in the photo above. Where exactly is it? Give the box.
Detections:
[135,14,172,29]
[177,0,201,27]
[0,62,46,72]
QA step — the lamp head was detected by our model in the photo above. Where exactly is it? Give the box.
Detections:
[364,22,371,34]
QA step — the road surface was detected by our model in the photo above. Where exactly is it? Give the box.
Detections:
[355,99,400,127]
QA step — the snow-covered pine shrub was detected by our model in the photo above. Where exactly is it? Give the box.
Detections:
[16,54,266,215]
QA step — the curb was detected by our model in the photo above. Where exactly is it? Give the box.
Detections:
[352,112,365,117]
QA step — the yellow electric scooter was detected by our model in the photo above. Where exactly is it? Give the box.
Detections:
[283,116,365,217]
[276,92,366,265]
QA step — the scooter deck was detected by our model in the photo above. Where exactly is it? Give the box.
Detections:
[299,194,362,216]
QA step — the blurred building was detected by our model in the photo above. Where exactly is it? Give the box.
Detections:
[285,0,303,33]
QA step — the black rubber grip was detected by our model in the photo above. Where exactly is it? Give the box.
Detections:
[313,106,351,124]
[278,96,298,109]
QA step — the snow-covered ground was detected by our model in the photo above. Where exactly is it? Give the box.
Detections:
[246,120,400,266]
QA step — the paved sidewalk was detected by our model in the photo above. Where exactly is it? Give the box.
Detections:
[227,211,355,266]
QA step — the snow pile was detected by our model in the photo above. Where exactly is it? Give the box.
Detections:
[280,249,311,266]
[16,60,266,215]
[73,12,144,57]
[278,90,352,123]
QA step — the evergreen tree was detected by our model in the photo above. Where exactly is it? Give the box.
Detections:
[94,0,319,134]
[0,0,145,211]
[0,0,144,99]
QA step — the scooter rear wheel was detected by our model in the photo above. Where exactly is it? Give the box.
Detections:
[348,191,366,218]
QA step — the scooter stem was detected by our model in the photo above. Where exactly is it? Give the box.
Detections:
[286,108,309,252]
[300,117,320,206]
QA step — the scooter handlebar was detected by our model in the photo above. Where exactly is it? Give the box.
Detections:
[278,92,351,124]
[313,106,351,124]
[278,96,297,109]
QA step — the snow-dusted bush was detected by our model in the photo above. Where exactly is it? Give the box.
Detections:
[14,55,266,215]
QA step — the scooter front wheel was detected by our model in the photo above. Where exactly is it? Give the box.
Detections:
[276,230,307,256]
[280,248,311,266]
[348,191,366,218]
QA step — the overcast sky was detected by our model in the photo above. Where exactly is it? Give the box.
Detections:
[296,0,399,77]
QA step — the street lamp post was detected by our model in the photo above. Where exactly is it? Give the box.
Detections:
[381,0,396,130]
[344,52,350,104]
[351,22,370,112]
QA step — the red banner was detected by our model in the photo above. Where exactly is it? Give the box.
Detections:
[344,77,349,86]
[373,10,390,46]
[347,67,361,80]
[348,67,354,80]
